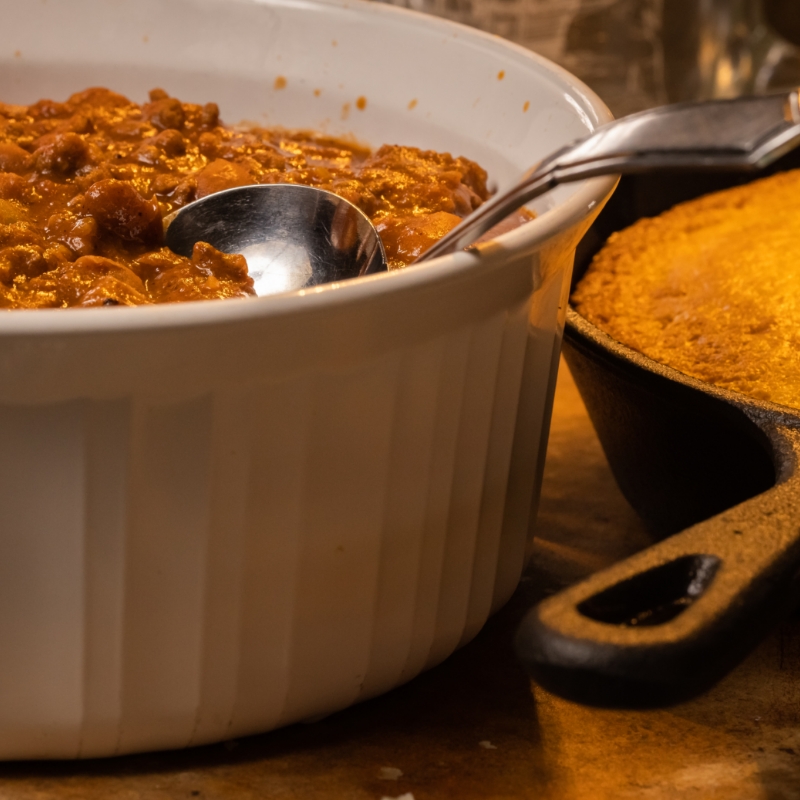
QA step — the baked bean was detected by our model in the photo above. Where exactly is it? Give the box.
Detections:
[84,179,163,244]
[195,158,255,198]
[191,241,248,281]
[46,211,98,257]
[143,97,185,131]
[200,102,220,128]
[0,174,30,202]
[0,142,32,174]
[33,132,89,174]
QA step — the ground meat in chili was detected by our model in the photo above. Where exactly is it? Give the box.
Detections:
[0,87,491,308]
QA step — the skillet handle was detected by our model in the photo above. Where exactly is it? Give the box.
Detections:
[516,423,800,707]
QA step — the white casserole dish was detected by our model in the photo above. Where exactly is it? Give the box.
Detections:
[0,0,614,758]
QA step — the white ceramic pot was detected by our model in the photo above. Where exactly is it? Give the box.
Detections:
[0,0,614,758]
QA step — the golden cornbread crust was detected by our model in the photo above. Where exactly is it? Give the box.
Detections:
[572,170,800,409]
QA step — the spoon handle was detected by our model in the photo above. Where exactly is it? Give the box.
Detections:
[418,90,800,262]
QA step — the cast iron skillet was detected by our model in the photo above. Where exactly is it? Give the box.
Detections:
[516,148,800,708]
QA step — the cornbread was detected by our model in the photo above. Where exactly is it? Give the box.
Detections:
[572,170,800,409]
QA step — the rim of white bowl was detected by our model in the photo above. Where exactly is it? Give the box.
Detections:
[0,0,616,336]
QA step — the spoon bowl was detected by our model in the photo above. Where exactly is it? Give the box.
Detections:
[165,183,387,297]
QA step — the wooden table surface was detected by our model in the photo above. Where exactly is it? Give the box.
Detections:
[1,361,799,799]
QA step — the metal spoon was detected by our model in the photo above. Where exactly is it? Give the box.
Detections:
[164,183,387,296]
[165,90,800,295]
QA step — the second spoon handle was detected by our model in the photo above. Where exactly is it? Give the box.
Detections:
[418,90,800,262]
